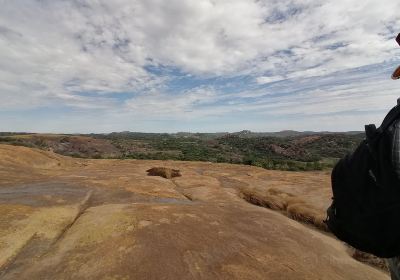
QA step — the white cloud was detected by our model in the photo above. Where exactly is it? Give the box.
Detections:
[256,76,285,84]
[1,0,400,131]
[123,86,225,119]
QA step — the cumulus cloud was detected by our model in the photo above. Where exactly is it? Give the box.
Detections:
[1,0,400,131]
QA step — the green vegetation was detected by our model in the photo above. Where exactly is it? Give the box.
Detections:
[0,131,365,171]
[92,131,364,171]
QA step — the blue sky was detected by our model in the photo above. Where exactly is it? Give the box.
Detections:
[1,0,400,133]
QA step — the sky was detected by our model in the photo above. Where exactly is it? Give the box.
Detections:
[1,0,400,133]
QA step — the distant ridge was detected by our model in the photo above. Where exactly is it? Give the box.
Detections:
[104,130,364,138]
[0,130,364,138]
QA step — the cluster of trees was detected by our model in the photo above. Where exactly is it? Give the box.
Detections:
[242,157,324,171]
[108,133,362,171]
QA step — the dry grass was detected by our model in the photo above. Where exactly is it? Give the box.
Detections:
[146,167,182,179]
[286,202,327,231]
[239,187,327,230]
[239,188,289,210]
[351,249,389,272]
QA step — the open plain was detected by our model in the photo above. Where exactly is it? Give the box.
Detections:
[0,144,389,279]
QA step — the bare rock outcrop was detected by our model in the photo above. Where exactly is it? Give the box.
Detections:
[0,145,389,280]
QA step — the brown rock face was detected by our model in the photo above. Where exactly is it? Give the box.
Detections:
[0,145,389,280]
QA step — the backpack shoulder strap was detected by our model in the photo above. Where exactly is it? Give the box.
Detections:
[364,101,400,159]
[379,103,400,133]
[367,102,400,143]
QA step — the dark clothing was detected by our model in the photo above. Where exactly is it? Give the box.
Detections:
[391,120,400,178]
[389,120,400,279]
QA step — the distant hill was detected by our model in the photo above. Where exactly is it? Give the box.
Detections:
[0,130,365,171]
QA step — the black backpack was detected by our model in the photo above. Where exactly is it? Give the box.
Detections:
[326,101,400,258]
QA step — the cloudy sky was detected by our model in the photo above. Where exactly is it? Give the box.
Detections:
[1,0,400,133]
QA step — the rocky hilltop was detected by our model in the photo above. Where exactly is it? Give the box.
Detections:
[0,144,388,279]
